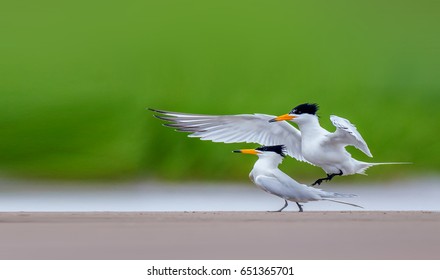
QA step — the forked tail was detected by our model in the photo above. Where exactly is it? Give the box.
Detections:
[316,189,363,209]
[356,161,412,175]
[321,199,364,209]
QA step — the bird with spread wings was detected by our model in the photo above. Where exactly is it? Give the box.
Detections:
[150,103,401,185]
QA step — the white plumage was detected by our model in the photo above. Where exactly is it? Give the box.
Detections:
[150,102,401,185]
[234,145,362,212]
[151,110,306,162]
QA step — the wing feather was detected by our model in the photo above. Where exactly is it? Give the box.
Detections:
[255,175,320,202]
[150,109,306,162]
[329,115,372,157]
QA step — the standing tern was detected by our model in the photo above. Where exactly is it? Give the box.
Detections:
[234,145,362,212]
[150,104,403,185]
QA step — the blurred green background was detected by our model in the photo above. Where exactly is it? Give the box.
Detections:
[0,0,439,182]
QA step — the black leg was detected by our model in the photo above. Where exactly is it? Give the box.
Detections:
[296,202,303,212]
[327,170,343,181]
[269,200,288,212]
[311,170,343,186]
[311,177,326,186]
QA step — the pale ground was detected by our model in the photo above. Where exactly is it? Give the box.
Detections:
[0,179,439,259]
[0,211,439,260]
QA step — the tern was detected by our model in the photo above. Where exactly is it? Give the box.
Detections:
[150,103,403,186]
[234,145,362,212]
[269,103,406,185]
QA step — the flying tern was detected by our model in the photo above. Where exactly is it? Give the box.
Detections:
[150,103,403,185]
[234,145,362,212]
[269,103,405,185]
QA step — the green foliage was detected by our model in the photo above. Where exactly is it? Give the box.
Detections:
[0,0,439,181]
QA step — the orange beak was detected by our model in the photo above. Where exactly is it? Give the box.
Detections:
[233,149,260,155]
[269,114,295,122]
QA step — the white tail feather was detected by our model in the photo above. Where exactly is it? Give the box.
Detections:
[357,162,412,174]
[321,199,364,209]
[315,188,357,199]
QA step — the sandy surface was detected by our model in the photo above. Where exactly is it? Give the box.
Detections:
[0,211,439,260]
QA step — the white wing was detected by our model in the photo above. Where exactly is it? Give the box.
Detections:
[150,109,306,162]
[254,175,320,202]
[329,115,372,157]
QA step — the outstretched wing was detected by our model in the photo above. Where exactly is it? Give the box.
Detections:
[329,115,372,157]
[150,109,307,162]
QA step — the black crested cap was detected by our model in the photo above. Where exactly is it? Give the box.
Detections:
[256,145,286,157]
[289,103,319,115]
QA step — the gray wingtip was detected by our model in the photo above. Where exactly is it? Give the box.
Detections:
[148,108,168,114]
